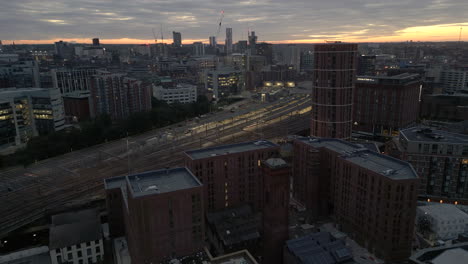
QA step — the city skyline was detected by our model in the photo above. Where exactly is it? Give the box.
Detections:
[2,0,468,44]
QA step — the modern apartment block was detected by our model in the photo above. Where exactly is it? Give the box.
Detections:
[353,73,421,136]
[261,158,290,264]
[153,83,197,104]
[184,140,279,212]
[292,136,419,262]
[311,43,358,140]
[0,88,65,153]
[104,168,204,263]
[387,127,468,200]
[51,67,99,95]
[89,71,151,120]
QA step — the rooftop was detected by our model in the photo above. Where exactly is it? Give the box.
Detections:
[126,168,202,197]
[417,203,468,222]
[356,73,420,85]
[400,126,468,144]
[296,137,417,180]
[209,250,258,264]
[49,208,102,250]
[185,140,278,160]
[286,232,353,264]
[206,205,261,247]
[264,158,288,169]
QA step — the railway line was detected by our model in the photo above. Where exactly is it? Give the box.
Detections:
[0,95,311,237]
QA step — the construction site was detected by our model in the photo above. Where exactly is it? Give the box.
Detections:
[0,94,312,238]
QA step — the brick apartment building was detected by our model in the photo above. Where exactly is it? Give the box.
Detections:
[387,126,468,200]
[261,158,290,264]
[293,136,419,262]
[311,43,358,140]
[184,140,279,212]
[104,168,204,263]
[90,71,151,120]
[353,73,421,136]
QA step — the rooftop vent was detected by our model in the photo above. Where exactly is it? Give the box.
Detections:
[145,185,159,192]
[382,169,396,176]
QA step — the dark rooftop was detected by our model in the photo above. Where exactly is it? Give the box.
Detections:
[286,232,353,264]
[104,167,202,198]
[295,137,417,180]
[263,158,288,169]
[185,140,278,160]
[206,205,261,247]
[400,126,468,144]
[49,208,102,250]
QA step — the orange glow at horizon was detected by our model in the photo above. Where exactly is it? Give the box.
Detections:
[5,22,468,45]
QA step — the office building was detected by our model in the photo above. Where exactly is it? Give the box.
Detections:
[293,136,419,262]
[421,93,468,121]
[63,93,91,122]
[353,73,421,136]
[256,42,273,64]
[300,50,314,72]
[205,68,243,99]
[51,67,99,95]
[284,232,353,264]
[173,31,182,47]
[357,55,376,75]
[387,127,468,199]
[0,60,40,88]
[153,83,197,104]
[262,158,290,264]
[89,71,151,120]
[248,32,257,55]
[193,42,205,56]
[49,209,104,264]
[0,88,65,153]
[54,40,74,60]
[92,38,100,46]
[225,28,233,54]
[209,36,217,47]
[417,203,468,240]
[236,40,248,53]
[440,69,468,93]
[311,43,358,140]
[104,168,204,263]
[184,140,279,212]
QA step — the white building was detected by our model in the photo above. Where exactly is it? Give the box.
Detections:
[0,88,66,154]
[49,209,104,264]
[153,83,197,104]
[417,203,468,240]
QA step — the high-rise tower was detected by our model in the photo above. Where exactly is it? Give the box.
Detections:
[172,31,182,47]
[310,42,357,140]
[225,28,233,54]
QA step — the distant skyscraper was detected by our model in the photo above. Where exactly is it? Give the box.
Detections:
[311,42,357,140]
[209,36,217,47]
[248,31,257,55]
[193,42,205,56]
[172,31,182,47]
[225,28,233,54]
[236,40,248,53]
[92,38,100,46]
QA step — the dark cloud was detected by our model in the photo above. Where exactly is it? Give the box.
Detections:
[1,0,467,41]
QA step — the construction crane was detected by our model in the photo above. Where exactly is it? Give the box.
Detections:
[152,28,158,44]
[215,10,225,39]
[459,27,463,42]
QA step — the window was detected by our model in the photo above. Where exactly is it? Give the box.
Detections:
[67,253,72,260]
[88,257,92,263]
[96,246,100,253]
[78,250,82,257]
[87,248,92,255]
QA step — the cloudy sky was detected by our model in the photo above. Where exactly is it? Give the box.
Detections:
[2,0,468,44]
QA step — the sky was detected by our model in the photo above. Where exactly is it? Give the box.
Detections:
[1,0,468,44]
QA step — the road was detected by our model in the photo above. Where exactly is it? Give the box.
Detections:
[0,94,312,237]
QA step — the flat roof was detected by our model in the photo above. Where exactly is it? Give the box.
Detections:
[185,140,278,160]
[126,167,201,197]
[264,158,288,169]
[209,250,258,264]
[400,126,468,144]
[296,137,417,180]
[418,203,468,222]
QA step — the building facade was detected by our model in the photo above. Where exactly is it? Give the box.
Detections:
[353,73,421,136]
[311,43,357,140]
[417,203,468,240]
[184,140,279,212]
[89,71,151,120]
[104,168,205,263]
[173,32,182,47]
[225,28,233,54]
[0,88,65,153]
[293,136,419,262]
[51,67,99,95]
[387,127,468,200]
[261,158,290,264]
[205,68,243,99]
[153,83,197,104]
